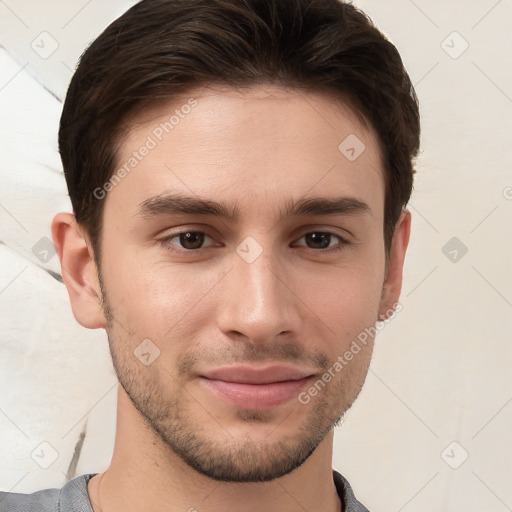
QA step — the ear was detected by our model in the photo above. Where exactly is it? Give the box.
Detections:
[378,208,411,320]
[51,212,106,329]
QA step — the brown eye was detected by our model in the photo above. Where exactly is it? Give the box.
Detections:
[304,232,332,249]
[177,232,205,250]
[295,231,349,253]
[160,231,216,254]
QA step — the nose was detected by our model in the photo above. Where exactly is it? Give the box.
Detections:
[216,248,302,345]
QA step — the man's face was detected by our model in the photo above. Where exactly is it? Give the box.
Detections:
[95,85,393,482]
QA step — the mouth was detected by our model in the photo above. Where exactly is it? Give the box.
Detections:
[198,365,317,410]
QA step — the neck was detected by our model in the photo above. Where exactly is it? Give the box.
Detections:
[89,385,341,512]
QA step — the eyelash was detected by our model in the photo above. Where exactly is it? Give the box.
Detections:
[158,230,350,256]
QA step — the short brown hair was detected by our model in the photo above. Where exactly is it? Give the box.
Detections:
[59,0,420,264]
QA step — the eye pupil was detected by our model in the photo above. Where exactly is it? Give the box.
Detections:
[180,232,204,249]
[305,232,330,249]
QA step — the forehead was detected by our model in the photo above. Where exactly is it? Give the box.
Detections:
[124,83,378,154]
[106,84,385,222]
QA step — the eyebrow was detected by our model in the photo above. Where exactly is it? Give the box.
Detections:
[135,192,371,223]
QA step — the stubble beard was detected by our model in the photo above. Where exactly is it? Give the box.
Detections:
[99,278,364,483]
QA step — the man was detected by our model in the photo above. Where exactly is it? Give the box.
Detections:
[0,0,419,510]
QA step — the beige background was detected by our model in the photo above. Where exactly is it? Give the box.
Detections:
[1,1,511,510]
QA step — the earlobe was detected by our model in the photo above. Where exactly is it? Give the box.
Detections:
[51,212,106,329]
[378,208,411,319]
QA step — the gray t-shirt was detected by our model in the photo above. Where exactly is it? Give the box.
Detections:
[0,470,370,511]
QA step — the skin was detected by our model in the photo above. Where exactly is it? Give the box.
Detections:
[52,84,410,512]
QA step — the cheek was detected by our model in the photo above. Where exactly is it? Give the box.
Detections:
[101,247,223,340]
[100,228,385,349]
[298,254,385,330]
[309,267,383,400]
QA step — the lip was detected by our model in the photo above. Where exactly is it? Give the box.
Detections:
[198,365,317,410]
